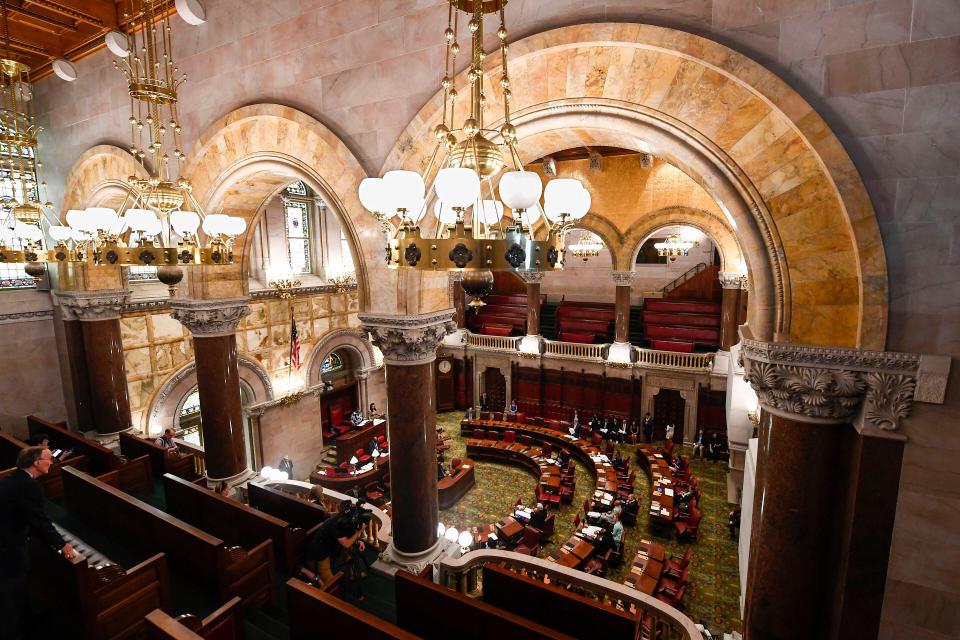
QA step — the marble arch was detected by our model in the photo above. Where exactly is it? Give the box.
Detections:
[60,145,147,214]
[623,206,745,273]
[304,328,378,387]
[144,355,273,435]
[177,104,398,313]
[385,23,888,350]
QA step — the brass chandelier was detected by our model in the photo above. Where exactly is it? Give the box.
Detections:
[655,233,697,258]
[569,231,603,261]
[0,0,245,282]
[358,0,591,273]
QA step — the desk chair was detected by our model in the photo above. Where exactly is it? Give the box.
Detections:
[674,507,702,540]
[583,549,612,577]
[514,526,542,556]
[664,547,692,579]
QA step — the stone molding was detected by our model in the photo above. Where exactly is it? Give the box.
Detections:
[0,309,54,325]
[56,289,131,321]
[169,297,252,337]
[516,272,544,284]
[359,310,455,365]
[719,272,744,289]
[611,271,636,287]
[739,332,950,432]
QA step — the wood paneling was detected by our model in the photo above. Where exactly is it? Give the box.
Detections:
[513,366,642,423]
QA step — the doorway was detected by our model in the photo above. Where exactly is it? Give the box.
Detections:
[483,368,506,412]
[653,388,685,443]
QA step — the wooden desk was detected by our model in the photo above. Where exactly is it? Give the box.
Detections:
[334,419,387,464]
[623,540,666,596]
[497,516,524,542]
[569,538,594,560]
[310,456,390,494]
[438,458,476,509]
[548,551,581,569]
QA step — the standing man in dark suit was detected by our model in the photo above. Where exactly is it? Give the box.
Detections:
[0,446,78,640]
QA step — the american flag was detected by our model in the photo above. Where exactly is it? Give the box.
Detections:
[289,317,301,370]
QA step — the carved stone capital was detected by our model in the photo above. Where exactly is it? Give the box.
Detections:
[516,272,544,284]
[359,310,455,365]
[56,289,131,321]
[169,297,251,337]
[611,271,635,287]
[719,272,744,289]
[739,330,951,432]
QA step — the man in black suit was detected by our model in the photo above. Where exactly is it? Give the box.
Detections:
[1,446,78,640]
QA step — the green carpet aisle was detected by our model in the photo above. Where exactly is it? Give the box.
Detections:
[436,411,742,633]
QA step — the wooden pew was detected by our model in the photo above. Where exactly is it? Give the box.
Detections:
[395,569,574,640]
[163,472,315,575]
[119,431,199,481]
[481,562,639,639]
[62,467,274,610]
[287,578,420,640]
[31,523,170,640]
[0,431,90,498]
[27,415,119,474]
[247,480,329,530]
[144,596,243,640]
[96,454,154,495]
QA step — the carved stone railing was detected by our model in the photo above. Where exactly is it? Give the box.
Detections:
[544,339,606,361]
[634,347,715,372]
[437,550,700,639]
[268,479,392,550]
[466,333,521,352]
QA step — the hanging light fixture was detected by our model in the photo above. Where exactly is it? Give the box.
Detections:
[655,234,696,258]
[0,0,245,281]
[568,231,603,261]
[358,0,591,274]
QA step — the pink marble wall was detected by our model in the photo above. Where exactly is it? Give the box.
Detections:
[28,1,960,636]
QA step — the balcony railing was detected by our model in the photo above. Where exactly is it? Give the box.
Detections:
[634,347,715,371]
[173,438,207,478]
[466,333,521,352]
[543,339,605,361]
[437,550,701,639]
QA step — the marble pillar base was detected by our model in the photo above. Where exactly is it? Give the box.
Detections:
[87,427,134,449]
[373,538,445,578]
[207,467,256,488]
[518,334,542,355]
[607,341,633,363]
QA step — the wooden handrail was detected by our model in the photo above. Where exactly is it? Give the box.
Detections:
[660,262,707,294]
[634,348,715,371]
[436,550,701,639]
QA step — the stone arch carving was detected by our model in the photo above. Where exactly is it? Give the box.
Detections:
[60,145,147,216]
[384,23,887,350]
[623,206,744,272]
[180,105,396,312]
[304,328,377,387]
[144,355,274,435]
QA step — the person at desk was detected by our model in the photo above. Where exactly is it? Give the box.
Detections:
[436,459,449,481]
[623,493,639,518]
[671,455,687,475]
[464,405,476,420]
[530,503,548,530]
[611,512,624,546]
[155,428,178,452]
[1,447,79,640]
[366,437,380,456]
[612,449,624,469]
[349,408,365,428]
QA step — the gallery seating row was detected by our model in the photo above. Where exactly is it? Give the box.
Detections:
[0,430,90,499]
[28,415,120,475]
[119,431,200,481]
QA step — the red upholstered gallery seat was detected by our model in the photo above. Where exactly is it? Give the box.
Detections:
[651,339,696,353]
[482,324,514,337]
[559,331,596,344]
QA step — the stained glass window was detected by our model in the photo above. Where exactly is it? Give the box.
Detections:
[0,262,33,288]
[285,199,310,273]
[0,136,40,290]
[286,181,308,196]
[321,352,344,373]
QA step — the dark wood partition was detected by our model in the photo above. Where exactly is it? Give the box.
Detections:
[145,596,243,640]
[247,481,329,530]
[28,414,119,474]
[481,563,639,639]
[119,432,198,480]
[395,570,574,640]
[287,579,419,640]
[514,367,642,423]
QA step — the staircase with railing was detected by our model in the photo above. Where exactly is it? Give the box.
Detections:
[660,262,707,296]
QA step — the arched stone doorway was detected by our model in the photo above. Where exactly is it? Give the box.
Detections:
[384,23,888,350]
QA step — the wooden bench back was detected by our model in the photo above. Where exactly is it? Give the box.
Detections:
[0,432,90,499]
[247,481,329,530]
[286,579,419,640]
[145,596,243,640]
[395,570,575,640]
[119,431,198,480]
[27,415,119,474]
[481,562,639,639]
[96,454,154,495]
[163,473,303,573]
[62,466,274,609]
[0,430,27,467]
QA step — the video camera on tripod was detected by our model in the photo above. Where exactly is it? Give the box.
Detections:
[339,499,373,532]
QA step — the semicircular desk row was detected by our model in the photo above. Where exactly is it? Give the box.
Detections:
[461,418,620,499]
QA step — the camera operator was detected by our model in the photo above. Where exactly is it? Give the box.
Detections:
[299,500,369,587]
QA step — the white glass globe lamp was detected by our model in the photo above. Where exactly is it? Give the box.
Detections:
[125,208,157,232]
[444,526,459,543]
[383,170,425,218]
[201,214,230,237]
[457,530,473,548]
[170,211,201,237]
[476,199,504,226]
[358,177,388,214]
[435,167,480,209]
[498,171,542,211]
[86,207,120,234]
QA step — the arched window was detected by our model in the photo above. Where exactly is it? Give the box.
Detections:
[0,140,39,289]
[321,352,344,373]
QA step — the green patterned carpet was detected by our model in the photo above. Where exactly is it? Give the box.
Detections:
[436,412,742,634]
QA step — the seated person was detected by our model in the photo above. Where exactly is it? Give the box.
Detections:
[509,399,518,413]
[629,420,639,444]
[368,402,379,418]
[671,455,687,475]
[154,428,178,452]
[349,408,365,427]
[678,488,695,505]
[366,437,380,455]
[464,405,476,420]
[618,419,628,443]
[530,502,548,530]
[214,480,235,500]
[623,493,639,516]
[612,449,624,469]
[594,528,616,554]
[706,431,727,462]
[600,503,622,528]
[437,459,449,481]
[692,429,706,457]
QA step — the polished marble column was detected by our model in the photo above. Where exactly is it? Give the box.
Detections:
[449,272,466,329]
[60,316,94,430]
[738,332,950,640]
[719,272,742,351]
[57,290,131,435]
[609,271,635,363]
[360,310,455,560]
[517,272,543,337]
[170,298,251,483]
